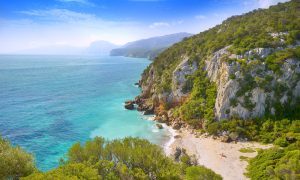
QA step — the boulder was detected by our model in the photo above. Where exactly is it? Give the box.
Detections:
[220,135,231,143]
[172,122,182,130]
[229,132,239,142]
[156,124,163,129]
[174,147,182,161]
[174,135,182,139]
[124,101,134,110]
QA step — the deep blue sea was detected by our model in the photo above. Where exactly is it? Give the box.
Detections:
[0,55,171,171]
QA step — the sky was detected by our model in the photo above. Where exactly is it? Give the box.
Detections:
[0,0,290,53]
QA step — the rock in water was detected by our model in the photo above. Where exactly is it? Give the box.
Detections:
[124,101,134,110]
[156,124,163,129]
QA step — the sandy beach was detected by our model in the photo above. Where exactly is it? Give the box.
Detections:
[165,128,272,180]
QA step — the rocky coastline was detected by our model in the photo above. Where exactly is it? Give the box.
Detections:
[124,91,272,180]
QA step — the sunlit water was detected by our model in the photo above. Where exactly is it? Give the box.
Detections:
[0,55,171,171]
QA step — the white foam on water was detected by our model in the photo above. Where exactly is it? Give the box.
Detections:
[140,114,176,155]
[162,124,177,156]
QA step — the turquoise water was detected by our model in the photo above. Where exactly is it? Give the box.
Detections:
[0,55,170,171]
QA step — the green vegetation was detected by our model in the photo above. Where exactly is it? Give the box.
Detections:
[0,136,36,179]
[141,0,300,128]
[185,166,222,180]
[206,119,300,143]
[0,137,222,179]
[110,32,192,60]
[239,156,250,161]
[246,146,300,180]
[266,47,300,74]
[239,147,256,153]
[174,64,217,127]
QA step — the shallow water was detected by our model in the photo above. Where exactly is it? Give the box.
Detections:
[0,55,171,171]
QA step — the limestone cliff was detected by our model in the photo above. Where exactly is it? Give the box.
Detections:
[139,45,300,121]
[136,0,300,124]
[205,46,300,120]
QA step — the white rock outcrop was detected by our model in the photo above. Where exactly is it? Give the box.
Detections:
[172,56,197,100]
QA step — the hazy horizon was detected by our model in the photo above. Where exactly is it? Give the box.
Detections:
[0,0,290,54]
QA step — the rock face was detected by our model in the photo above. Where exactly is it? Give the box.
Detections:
[140,54,198,106]
[139,44,300,121]
[204,46,300,120]
[136,1,300,124]
[172,56,198,101]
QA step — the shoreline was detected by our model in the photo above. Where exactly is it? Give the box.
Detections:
[153,118,272,180]
[132,84,272,180]
[144,115,177,154]
[162,123,177,156]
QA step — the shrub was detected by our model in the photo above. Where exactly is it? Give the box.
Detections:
[0,136,36,179]
[239,148,256,153]
[24,137,221,179]
[185,166,222,180]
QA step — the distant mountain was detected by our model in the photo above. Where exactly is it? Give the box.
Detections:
[110,32,193,60]
[86,40,120,55]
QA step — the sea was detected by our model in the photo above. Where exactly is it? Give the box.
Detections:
[0,55,171,171]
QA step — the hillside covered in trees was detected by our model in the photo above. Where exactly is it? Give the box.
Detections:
[134,0,300,179]
[110,33,192,60]
[1,1,300,179]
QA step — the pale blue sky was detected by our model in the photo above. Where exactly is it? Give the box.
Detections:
[0,0,289,53]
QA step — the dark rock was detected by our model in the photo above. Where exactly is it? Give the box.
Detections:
[174,135,182,139]
[174,147,182,161]
[124,101,134,110]
[220,135,231,143]
[143,106,154,115]
[286,136,296,143]
[172,123,182,130]
[156,124,163,129]
[229,132,239,141]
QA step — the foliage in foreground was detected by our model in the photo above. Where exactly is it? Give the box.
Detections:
[247,144,300,180]
[19,137,221,179]
[0,136,36,179]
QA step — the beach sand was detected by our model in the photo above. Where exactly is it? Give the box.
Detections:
[165,128,272,180]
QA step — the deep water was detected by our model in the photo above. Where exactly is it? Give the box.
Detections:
[0,55,171,171]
